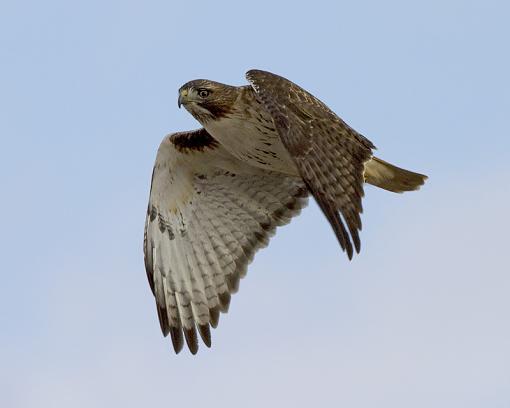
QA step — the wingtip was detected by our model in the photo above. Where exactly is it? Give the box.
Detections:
[342,230,354,260]
[219,292,231,313]
[170,327,184,354]
[209,306,220,328]
[353,235,361,256]
[198,324,212,348]
[346,245,354,261]
[184,327,199,355]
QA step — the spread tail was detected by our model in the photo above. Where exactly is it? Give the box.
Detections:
[364,156,427,193]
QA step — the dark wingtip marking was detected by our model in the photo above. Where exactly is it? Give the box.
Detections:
[354,239,361,255]
[346,243,354,260]
[198,324,212,348]
[170,326,184,354]
[219,292,231,313]
[349,226,361,256]
[226,273,240,293]
[184,327,199,355]
[156,305,170,336]
[209,306,220,328]
[327,201,354,260]
[335,212,353,260]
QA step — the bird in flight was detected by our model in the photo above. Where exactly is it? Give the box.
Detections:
[144,69,427,354]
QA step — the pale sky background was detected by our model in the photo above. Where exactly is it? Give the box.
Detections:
[1,1,510,407]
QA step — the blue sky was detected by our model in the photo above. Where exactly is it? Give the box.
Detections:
[1,1,509,407]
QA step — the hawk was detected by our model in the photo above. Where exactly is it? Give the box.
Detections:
[144,69,427,354]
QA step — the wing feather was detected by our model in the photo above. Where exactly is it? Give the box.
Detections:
[246,69,375,259]
[144,129,308,354]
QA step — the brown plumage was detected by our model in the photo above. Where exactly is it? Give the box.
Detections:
[170,129,219,153]
[144,69,427,354]
[245,70,376,258]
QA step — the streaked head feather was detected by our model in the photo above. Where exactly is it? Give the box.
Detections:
[178,79,239,123]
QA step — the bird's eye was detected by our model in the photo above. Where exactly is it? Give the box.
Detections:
[198,89,210,98]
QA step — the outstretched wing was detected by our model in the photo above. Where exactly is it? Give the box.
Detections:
[144,129,308,354]
[246,70,375,259]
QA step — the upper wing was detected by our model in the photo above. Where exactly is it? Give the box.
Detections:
[144,128,308,354]
[246,70,375,259]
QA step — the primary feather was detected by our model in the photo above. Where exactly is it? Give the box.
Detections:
[144,129,308,354]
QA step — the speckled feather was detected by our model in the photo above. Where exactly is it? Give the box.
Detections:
[144,129,308,354]
[246,70,375,259]
[146,70,427,355]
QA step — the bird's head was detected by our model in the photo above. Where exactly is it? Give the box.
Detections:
[178,79,239,124]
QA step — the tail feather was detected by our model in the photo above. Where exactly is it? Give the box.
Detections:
[364,156,427,193]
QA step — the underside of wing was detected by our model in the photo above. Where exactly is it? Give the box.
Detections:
[144,129,308,354]
[246,69,376,259]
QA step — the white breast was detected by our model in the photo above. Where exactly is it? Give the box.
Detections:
[204,114,298,176]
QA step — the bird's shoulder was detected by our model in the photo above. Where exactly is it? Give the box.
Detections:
[165,128,220,154]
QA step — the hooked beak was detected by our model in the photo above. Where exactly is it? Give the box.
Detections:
[178,89,188,108]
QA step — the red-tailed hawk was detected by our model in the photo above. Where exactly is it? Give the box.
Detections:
[144,70,427,354]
